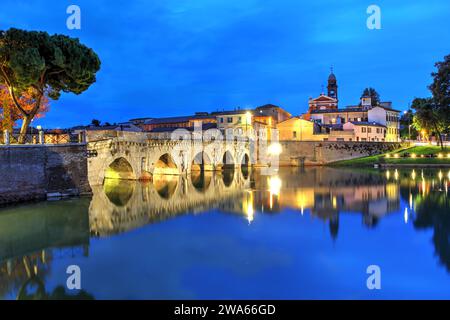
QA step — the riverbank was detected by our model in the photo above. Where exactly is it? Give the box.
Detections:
[331,146,450,167]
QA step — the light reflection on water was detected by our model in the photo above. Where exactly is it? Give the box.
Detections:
[0,167,449,299]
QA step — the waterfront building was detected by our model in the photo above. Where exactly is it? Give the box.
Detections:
[302,70,401,142]
[254,104,292,124]
[302,72,400,142]
[309,103,400,142]
[211,109,253,135]
[277,117,325,141]
[340,121,386,142]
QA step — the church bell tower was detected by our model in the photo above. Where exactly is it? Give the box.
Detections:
[327,67,338,100]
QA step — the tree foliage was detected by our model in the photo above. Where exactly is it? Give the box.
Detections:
[360,87,380,106]
[0,85,49,132]
[0,28,100,142]
[412,54,450,149]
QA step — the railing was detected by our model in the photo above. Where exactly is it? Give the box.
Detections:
[0,130,87,145]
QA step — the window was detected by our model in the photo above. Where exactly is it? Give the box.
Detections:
[220,117,224,123]
[368,127,372,133]
[362,127,367,133]
[293,131,297,138]
[361,138,367,141]
[227,117,233,123]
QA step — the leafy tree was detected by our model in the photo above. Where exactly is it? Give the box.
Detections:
[412,97,447,148]
[360,87,380,106]
[412,54,450,150]
[91,119,101,127]
[0,84,49,132]
[429,54,450,144]
[0,28,100,143]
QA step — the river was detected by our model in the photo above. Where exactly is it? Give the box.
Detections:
[0,167,449,299]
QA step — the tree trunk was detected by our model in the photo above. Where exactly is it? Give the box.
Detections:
[435,128,444,150]
[17,94,42,144]
[18,115,32,144]
[3,103,13,133]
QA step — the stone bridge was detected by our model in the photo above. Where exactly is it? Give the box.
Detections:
[87,131,252,186]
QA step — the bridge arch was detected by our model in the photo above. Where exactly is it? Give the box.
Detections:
[241,153,250,167]
[191,170,212,193]
[105,157,136,180]
[153,174,179,199]
[104,179,135,207]
[191,151,213,172]
[241,153,250,180]
[221,167,235,187]
[222,150,235,169]
[154,153,179,175]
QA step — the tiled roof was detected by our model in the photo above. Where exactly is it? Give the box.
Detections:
[211,109,253,116]
[149,123,217,132]
[143,114,215,125]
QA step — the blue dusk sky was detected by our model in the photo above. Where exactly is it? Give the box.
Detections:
[1,0,449,128]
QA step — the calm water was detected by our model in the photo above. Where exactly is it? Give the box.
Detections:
[1,167,449,299]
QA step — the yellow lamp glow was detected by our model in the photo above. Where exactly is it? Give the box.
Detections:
[245,111,252,124]
[268,143,282,155]
[268,176,282,196]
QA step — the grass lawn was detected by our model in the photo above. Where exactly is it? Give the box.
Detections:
[332,146,450,166]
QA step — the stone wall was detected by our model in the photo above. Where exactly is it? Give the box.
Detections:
[0,144,91,205]
[278,141,406,166]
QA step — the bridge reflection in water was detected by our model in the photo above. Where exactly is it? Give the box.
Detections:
[1,167,450,299]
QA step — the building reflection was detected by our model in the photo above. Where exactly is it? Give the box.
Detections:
[90,167,450,247]
[245,168,401,234]
[90,168,250,236]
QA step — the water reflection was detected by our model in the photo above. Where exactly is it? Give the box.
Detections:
[1,167,450,299]
[0,200,91,299]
